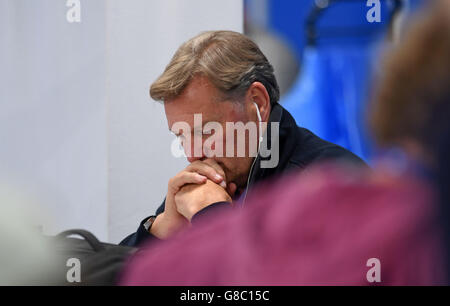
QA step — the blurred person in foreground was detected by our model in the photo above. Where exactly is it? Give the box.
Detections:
[120,0,450,285]
[121,31,365,247]
[0,186,58,285]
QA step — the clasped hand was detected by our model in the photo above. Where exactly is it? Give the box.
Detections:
[150,159,237,239]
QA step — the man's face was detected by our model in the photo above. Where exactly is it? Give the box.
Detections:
[164,76,257,189]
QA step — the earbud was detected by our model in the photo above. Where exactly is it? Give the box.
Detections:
[253,102,263,145]
[253,102,262,124]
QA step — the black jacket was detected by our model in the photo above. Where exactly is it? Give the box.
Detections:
[120,103,367,247]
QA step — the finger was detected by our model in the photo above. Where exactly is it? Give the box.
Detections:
[186,161,224,184]
[169,172,207,194]
[202,159,227,183]
[227,182,237,198]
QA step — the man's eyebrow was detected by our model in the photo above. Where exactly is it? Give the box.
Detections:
[169,119,218,135]
[193,121,218,134]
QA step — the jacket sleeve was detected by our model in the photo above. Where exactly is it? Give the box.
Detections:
[191,201,232,224]
[119,199,166,247]
[120,199,232,247]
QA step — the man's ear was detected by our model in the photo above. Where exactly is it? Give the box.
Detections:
[245,82,271,122]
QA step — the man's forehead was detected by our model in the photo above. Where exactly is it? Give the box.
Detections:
[178,76,220,101]
[165,80,228,129]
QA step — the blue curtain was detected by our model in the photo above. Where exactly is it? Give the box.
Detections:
[282,42,379,162]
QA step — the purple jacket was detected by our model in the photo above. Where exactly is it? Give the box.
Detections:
[120,164,446,285]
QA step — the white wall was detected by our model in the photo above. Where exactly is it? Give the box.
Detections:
[0,0,109,239]
[0,0,243,243]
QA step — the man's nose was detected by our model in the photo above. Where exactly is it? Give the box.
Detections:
[187,155,204,163]
[184,140,205,163]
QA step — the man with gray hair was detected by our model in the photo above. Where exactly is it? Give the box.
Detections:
[121,31,365,247]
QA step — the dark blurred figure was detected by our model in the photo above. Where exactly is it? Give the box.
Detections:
[438,123,450,282]
[120,0,450,285]
[437,122,450,283]
[370,0,450,284]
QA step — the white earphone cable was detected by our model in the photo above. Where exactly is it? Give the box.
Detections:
[242,102,263,207]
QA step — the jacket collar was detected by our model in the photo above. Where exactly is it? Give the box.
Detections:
[241,103,300,203]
